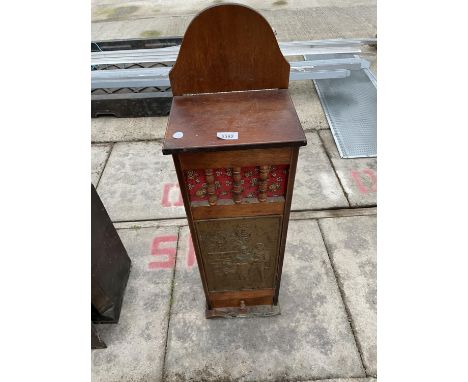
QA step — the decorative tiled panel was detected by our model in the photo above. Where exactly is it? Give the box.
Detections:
[184,165,289,203]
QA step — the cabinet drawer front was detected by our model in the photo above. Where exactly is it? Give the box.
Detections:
[178,147,292,170]
[191,201,284,220]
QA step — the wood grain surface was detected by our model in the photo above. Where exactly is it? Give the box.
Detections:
[177,147,293,170]
[191,199,284,220]
[169,3,290,96]
[163,90,306,154]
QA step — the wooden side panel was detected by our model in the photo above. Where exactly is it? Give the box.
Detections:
[169,4,290,96]
[172,154,212,309]
[179,147,292,170]
[274,147,299,304]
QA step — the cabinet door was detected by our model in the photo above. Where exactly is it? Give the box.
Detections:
[195,215,282,292]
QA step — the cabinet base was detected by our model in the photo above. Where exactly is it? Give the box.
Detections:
[205,303,280,319]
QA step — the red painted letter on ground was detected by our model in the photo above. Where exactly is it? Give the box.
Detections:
[149,235,177,269]
[161,183,184,207]
[351,169,377,194]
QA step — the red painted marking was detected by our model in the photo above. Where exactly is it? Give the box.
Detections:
[350,171,368,194]
[186,233,197,269]
[148,235,177,269]
[161,183,184,207]
[351,169,377,194]
[363,169,377,192]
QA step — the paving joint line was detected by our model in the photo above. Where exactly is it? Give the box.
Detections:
[92,137,165,145]
[91,127,330,145]
[90,128,330,145]
[95,142,114,188]
[114,216,188,224]
[304,127,330,133]
[317,220,369,377]
[291,206,376,220]
[317,131,352,206]
[112,205,376,227]
[290,205,376,214]
[92,14,193,24]
[160,226,181,382]
[293,376,375,382]
[91,129,329,146]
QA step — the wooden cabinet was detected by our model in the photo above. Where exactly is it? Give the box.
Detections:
[162,4,306,318]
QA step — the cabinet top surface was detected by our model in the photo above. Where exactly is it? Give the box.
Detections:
[162,89,307,155]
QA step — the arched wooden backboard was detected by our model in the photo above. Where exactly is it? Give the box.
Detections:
[169,3,290,96]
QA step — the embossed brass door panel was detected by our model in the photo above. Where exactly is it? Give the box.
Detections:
[195,216,282,292]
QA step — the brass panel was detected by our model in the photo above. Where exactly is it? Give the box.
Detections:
[195,216,282,292]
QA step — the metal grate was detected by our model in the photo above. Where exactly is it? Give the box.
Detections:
[309,54,377,158]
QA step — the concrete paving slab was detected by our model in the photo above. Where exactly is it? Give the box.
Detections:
[303,379,376,382]
[319,216,377,376]
[290,80,329,131]
[97,141,186,221]
[92,225,179,382]
[292,131,349,211]
[92,116,167,143]
[92,1,376,20]
[92,14,191,40]
[319,130,376,207]
[170,226,203,315]
[91,143,112,187]
[165,220,365,381]
[92,4,376,41]
[262,5,377,42]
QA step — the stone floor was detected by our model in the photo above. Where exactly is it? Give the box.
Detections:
[91,1,377,381]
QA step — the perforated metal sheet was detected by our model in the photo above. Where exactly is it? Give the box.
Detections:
[308,54,377,158]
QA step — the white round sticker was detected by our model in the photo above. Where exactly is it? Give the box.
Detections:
[172,131,184,139]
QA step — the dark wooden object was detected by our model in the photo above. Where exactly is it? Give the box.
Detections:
[162,3,306,318]
[91,184,131,323]
[169,4,289,96]
[162,90,305,153]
